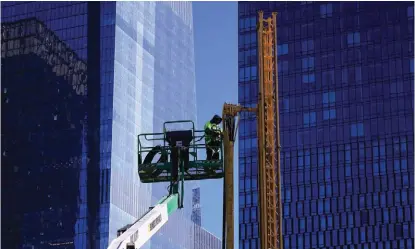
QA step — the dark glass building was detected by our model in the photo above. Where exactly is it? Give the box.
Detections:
[238,2,414,249]
[2,2,219,249]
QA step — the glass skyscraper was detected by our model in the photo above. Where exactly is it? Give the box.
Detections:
[238,2,414,249]
[1,1,219,249]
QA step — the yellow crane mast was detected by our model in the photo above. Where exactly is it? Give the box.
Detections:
[221,11,282,249]
[257,11,283,249]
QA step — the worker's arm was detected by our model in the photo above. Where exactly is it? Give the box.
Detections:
[204,122,214,136]
[205,127,214,136]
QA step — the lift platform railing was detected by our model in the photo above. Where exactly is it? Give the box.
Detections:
[137,120,224,183]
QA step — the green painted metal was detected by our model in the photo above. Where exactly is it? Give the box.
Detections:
[162,194,179,216]
[138,160,224,183]
[137,120,224,184]
[138,161,223,172]
[137,120,225,217]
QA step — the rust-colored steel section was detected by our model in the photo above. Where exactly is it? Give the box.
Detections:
[257,11,282,249]
[223,103,256,116]
[222,125,234,249]
[222,103,257,249]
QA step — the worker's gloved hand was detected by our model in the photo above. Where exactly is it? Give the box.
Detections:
[213,131,223,139]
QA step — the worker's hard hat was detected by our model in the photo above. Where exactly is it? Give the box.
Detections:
[211,115,222,123]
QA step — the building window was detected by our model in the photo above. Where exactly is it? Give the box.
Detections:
[401,137,407,152]
[322,70,334,85]
[394,159,400,172]
[318,200,324,214]
[319,185,325,198]
[351,123,364,137]
[410,59,414,73]
[253,224,258,238]
[360,228,366,242]
[326,184,332,196]
[373,163,379,176]
[277,44,289,55]
[360,195,366,208]
[298,150,304,168]
[324,148,330,165]
[325,109,336,119]
[348,213,354,226]
[244,240,249,249]
[305,150,310,168]
[250,66,257,79]
[286,188,291,202]
[304,112,316,127]
[373,194,379,207]
[345,145,351,162]
[239,194,245,206]
[325,168,331,180]
[240,224,246,239]
[345,196,352,210]
[402,159,408,171]
[284,203,290,217]
[395,191,401,205]
[347,32,360,46]
[380,161,386,175]
[245,32,256,45]
[408,6,414,19]
[302,57,315,71]
[380,192,386,207]
[239,68,244,81]
[323,92,336,106]
[346,229,352,243]
[355,66,362,83]
[239,65,258,81]
[283,98,289,113]
[342,68,348,84]
[345,164,351,177]
[297,202,303,216]
[284,237,290,249]
[240,179,245,190]
[322,94,335,117]
[320,3,333,18]
[299,218,306,232]
[403,174,409,187]
[278,61,289,73]
[327,215,333,229]
[302,73,315,83]
[302,39,314,53]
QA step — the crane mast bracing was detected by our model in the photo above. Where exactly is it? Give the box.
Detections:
[257,11,283,249]
[222,11,282,249]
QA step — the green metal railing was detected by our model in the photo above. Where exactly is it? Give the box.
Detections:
[138,120,223,164]
[137,120,224,183]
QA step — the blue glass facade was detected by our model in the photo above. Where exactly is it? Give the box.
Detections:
[2,2,218,249]
[238,2,414,249]
[2,3,90,249]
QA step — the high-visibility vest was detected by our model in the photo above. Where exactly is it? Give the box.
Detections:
[204,121,221,144]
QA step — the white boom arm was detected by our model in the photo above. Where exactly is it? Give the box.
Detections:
[107,194,178,249]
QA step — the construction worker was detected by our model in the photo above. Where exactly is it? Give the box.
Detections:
[204,114,223,160]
